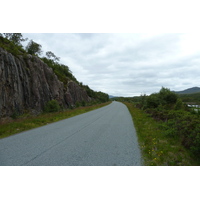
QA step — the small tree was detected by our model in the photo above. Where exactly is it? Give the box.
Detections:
[26,40,42,55]
[46,51,60,62]
[159,87,178,105]
[3,33,27,45]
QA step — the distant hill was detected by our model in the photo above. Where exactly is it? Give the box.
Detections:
[175,87,200,94]
[109,95,117,99]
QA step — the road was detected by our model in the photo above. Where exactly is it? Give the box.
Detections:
[0,101,142,166]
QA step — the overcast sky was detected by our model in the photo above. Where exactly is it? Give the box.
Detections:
[3,1,200,97]
[22,33,200,97]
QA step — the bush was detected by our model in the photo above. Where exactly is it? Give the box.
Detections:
[44,100,60,113]
[136,87,200,158]
[158,109,200,155]
[159,87,178,105]
[75,101,81,107]
[0,35,26,56]
[139,87,178,110]
[146,93,160,109]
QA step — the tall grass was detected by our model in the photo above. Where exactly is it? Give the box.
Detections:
[0,102,111,139]
[124,102,199,166]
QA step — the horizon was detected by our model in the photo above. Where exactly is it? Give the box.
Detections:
[109,86,200,98]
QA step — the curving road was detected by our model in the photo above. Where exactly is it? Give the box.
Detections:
[0,102,142,166]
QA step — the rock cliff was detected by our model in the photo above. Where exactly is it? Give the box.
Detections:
[0,47,91,118]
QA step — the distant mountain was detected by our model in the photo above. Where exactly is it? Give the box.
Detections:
[175,87,200,94]
[109,95,117,99]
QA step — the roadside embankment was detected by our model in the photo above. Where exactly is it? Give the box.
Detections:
[123,102,199,166]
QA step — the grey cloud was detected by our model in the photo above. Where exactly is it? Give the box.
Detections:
[22,33,200,96]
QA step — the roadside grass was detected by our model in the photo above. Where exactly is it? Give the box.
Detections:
[0,102,111,139]
[124,102,199,166]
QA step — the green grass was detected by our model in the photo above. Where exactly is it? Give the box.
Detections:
[0,102,111,139]
[124,102,199,166]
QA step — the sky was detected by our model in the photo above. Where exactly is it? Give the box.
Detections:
[2,0,200,97]
[22,33,200,97]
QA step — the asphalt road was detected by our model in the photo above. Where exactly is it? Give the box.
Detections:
[0,101,142,166]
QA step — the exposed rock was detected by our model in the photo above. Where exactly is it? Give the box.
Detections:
[0,47,91,118]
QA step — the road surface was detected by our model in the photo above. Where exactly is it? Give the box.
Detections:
[0,101,142,166]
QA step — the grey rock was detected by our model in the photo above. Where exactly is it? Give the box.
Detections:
[0,48,91,118]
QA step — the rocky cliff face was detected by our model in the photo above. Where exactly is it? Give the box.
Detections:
[0,47,91,118]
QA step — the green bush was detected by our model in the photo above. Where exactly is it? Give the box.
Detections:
[139,87,178,110]
[75,101,81,107]
[156,109,200,155]
[136,87,200,158]
[159,87,178,105]
[44,100,60,113]
[146,93,160,108]
[0,36,26,56]
[81,100,86,107]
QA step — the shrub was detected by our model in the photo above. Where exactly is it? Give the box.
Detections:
[146,93,160,109]
[0,35,26,56]
[158,109,200,155]
[136,87,200,159]
[44,100,60,113]
[140,87,178,110]
[75,101,81,107]
[174,98,184,110]
[159,87,178,105]
[81,100,86,107]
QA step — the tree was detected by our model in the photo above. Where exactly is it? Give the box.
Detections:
[3,33,27,45]
[140,87,178,109]
[3,33,12,39]
[159,87,178,105]
[46,51,60,62]
[146,93,160,108]
[26,40,42,55]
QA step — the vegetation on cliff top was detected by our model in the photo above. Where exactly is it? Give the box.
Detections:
[0,33,27,56]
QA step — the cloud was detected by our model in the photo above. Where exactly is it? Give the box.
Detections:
[22,33,200,97]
